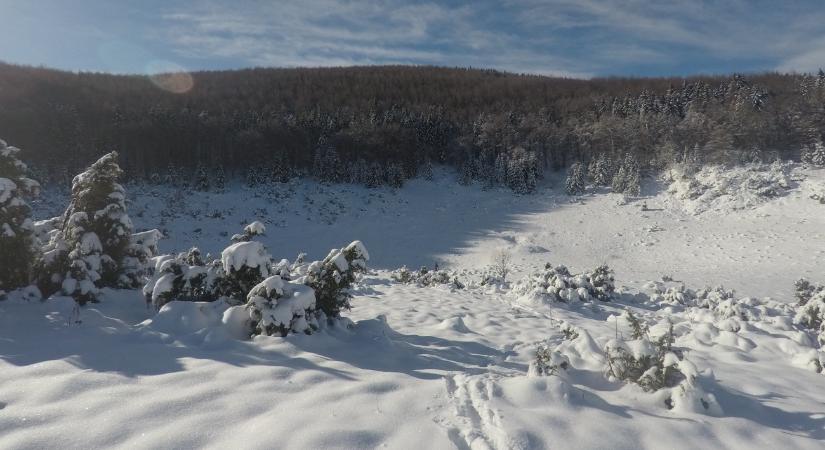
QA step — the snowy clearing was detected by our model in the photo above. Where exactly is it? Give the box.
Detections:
[3,165,825,449]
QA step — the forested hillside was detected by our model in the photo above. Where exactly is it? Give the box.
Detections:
[1,62,824,192]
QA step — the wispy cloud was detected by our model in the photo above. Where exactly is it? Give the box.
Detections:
[3,0,823,76]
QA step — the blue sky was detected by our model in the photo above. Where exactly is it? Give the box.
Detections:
[1,0,823,78]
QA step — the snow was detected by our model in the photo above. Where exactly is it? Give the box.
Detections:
[221,241,271,276]
[0,177,16,203]
[3,164,825,449]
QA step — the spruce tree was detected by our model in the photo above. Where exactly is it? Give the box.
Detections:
[386,163,404,188]
[625,167,641,197]
[214,166,226,192]
[0,140,40,292]
[40,152,134,302]
[809,140,825,166]
[194,163,210,191]
[420,159,434,181]
[612,165,628,193]
[565,162,585,195]
[592,154,613,186]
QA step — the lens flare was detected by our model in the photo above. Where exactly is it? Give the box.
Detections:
[146,60,194,94]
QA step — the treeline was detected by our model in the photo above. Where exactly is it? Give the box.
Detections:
[1,62,824,193]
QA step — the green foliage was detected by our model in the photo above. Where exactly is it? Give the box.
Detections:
[305,241,369,318]
[605,323,682,392]
[0,140,40,291]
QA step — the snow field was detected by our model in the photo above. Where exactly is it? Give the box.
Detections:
[3,164,824,449]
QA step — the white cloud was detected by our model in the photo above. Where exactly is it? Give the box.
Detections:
[154,0,825,76]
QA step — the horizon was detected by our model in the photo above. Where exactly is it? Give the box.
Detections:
[2,1,824,79]
[4,59,816,81]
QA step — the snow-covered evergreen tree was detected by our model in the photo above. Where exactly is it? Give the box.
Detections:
[246,276,318,336]
[143,247,224,309]
[0,140,41,292]
[612,165,628,193]
[458,163,473,185]
[194,163,209,191]
[803,140,825,166]
[214,166,226,192]
[624,166,641,197]
[40,152,134,302]
[565,162,586,195]
[304,241,369,318]
[420,159,434,181]
[591,154,613,186]
[386,163,404,188]
[220,222,272,303]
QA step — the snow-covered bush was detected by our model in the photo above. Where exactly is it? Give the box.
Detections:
[390,266,415,283]
[529,344,570,377]
[390,265,465,289]
[510,263,615,304]
[693,285,735,307]
[604,333,682,393]
[220,223,273,304]
[246,276,317,336]
[231,220,266,242]
[0,140,40,292]
[120,229,163,289]
[654,284,696,305]
[38,152,136,303]
[304,240,369,318]
[795,289,825,345]
[795,278,823,306]
[142,248,224,309]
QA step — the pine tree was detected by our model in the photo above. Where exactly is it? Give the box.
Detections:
[386,163,404,188]
[458,163,473,185]
[214,166,226,192]
[420,159,434,181]
[624,166,641,197]
[194,163,210,191]
[40,152,134,302]
[0,140,40,292]
[809,140,825,166]
[305,241,369,318]
[612,165,628,193]
[592,154,613,186]
[565,162,585,195]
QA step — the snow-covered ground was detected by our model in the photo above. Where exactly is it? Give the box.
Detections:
[4,165,825,449]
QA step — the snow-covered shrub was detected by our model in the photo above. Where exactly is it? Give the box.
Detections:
[795,289,825,345]
[219,223,273,304]
[246,276,317,336]
[390,266,415,283]
[0,140,40,292]
[304,240,369,318]
[120,229,163,289]
[529,344,570,377]
[390,265,466,289]
[142,248,224,309]
[693,286,736,309]
[231,220,266,242]
[38,152,135,303]
[604,321,682,393]
[605,337,681,393]
[653,284,696,305]
[511,263,615,304]
[795,278,823,306]
[490,249,512,282]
